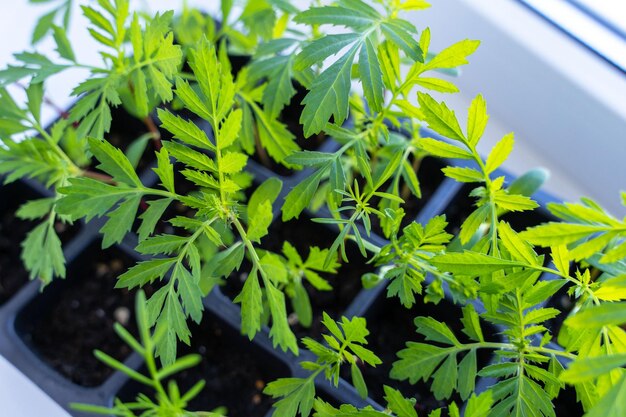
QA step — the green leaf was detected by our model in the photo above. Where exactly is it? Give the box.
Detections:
[384,386,417,417]
[415,316,460,346]
[88,138,142,186]
[16,197,54,220]
[459,204,490,245]
[359,36,384,112]
[380,21,423,62]
[26,82,44,123]
[521,223,609,247]
[464,391,493,417]
[174,263,203,323]
[442,166,483,183]
[458,349,477,400]
[417,92,465,141]
[413,77,459,93]
[498,221,538,265]
[158,108,214,151]
[100,195,141,248]
[21,221,65,284]
[137,198,172,241]
[295,33,360,71]
[560,354,626,383]
[485,133,514,173]
[154,148,175,193]
[52,25,76,61]
[461,304,484,342]
[220,152,248,174]
[493,192,538,212]
[265,281,298,354]
[116,258,176,289]
[252,104,300,165]
[265,377,316,417]
[285,151,335,167]
[235,268,264,340]
[424,39,480,71]
[248,200,273,242]
[584,374,626,417]
[282,165,328,220]
[565,303,626,329]
[431,251,527,275]
[295,6,376,29]
[301,43,359,137]
[351,362,368,398]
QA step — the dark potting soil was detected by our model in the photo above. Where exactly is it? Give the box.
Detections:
[222,216,374,341]
[344,293,497,415]
[118,312,291,417]
[360,157,446,239]
[0,182,79,305]
[17,242,151,387]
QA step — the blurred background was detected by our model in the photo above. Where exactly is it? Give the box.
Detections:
[1,0,626,212]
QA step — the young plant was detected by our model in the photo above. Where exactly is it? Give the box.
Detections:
[264,313,381,417]
[71,290,223,417]
[0,0,183,285]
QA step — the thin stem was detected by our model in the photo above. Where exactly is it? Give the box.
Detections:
[81,169,115,184]
[143,116,162,150]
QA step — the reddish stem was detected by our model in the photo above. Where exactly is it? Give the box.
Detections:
[143,116,162,150]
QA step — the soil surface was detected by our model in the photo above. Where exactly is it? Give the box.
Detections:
[342,293,497,415]
[0,182,79,305]
[119,313,290,417]
[18,243,149,387]
[222,216,374,341]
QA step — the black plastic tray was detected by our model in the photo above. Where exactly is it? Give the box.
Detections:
[0,109,576,416]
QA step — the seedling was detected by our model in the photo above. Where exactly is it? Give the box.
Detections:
[0,0,625,416]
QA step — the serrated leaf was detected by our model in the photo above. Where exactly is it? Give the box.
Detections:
[282,165,328,220]
[419,138,473,159]
[100,195,141,248]
[21,221,65,284]
[88,138,142,186]
[137,198,172,241]
[384,386,417,417]
[417,92,465,141]
[359,36,384,112]
[486,133,514,173]
[235,268,263,339]
[565,303,626,329]
[116,258,176,289]
[442,166,483,183]
[424,39,480,71]
[431,251,527,275]
[265,377,316,417]
[560,354,626,384]
[158,109,214,150]
[458,349,477,400]
[459,204,490,244]
[301,43,359,137]
[52,25,75,61]
[498,221,538,265]
[521,223,609,247]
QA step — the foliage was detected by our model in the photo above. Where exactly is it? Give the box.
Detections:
[1,0,625,416]
[264,313,381,417]
[71,290,224,417]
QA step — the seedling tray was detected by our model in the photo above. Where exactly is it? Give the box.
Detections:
[0,103,581,417]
